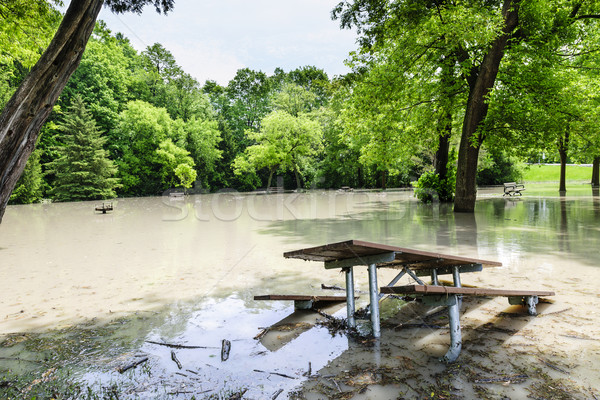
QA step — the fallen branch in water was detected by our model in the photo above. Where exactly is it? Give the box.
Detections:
[321,283,344,291]
[253,369,297,380]
[221,339,231,362]
[171,350,182,369]
[254,327,270,340]
[541,307,571,316]
[559,334,598,341]
[146,340,218,349]
[392,323,443,330]
[474,374,528,384]
[537,357,569,374]
[118,357,148,374]
[272,388,284,399]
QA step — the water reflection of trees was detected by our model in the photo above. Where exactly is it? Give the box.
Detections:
[261,197,600,267]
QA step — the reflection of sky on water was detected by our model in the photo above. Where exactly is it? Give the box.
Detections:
[78,296,349,398]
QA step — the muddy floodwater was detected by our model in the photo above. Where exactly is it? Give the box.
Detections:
[1,187,599,399]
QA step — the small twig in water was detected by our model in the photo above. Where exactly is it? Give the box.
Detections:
[171,350,182,370]
[271,388,284,399]
[537,357,569,374]
[118,357,148,373]
[253,369,297,380]
[146,340,218,349]
[254,327,270,340]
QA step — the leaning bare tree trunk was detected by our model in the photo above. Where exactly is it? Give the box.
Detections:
[453,0,520,213]
[0,0,103,222]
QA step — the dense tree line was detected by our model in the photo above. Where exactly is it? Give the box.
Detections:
[2,1,600,212]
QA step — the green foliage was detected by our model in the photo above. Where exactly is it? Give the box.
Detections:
[233,110,323,189]
[414,151,457,203]
[477,149,524,185]
[175,163,196,189]
[111,100,176,195]
[155,138,196,189]
[46,96,119,202]
[9,148,43,204]
[0,0,61,69]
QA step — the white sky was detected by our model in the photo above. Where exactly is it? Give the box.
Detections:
[90,0,358,85]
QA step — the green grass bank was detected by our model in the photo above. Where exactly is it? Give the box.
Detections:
[522,164,592,183]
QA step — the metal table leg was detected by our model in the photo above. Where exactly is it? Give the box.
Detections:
[368,263,380,337]
[344,267,356,328]
[442,294,462,363]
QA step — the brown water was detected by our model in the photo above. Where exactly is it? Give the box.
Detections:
[1,188,599,398]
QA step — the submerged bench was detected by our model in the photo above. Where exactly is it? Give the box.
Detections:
[380,285,555,362]
[254,294,354,310]
[503,182,525,196]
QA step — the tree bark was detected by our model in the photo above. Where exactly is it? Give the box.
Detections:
[558,130,569,193]
[293,165,302,189]
[453,0,520,213]
[381,170,386,190]
[0,0,104,222]
[592,156,599,187]
[266,167,275,190]
[434,119,451,181]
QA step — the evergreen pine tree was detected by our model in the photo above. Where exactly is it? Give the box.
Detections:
[47,95,119,202]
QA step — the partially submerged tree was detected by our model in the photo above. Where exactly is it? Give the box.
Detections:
[0,0,174,221]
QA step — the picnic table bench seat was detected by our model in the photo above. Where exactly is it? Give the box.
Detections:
[503,182,525,196]
[254,294,355,310]
[380,284,555,362]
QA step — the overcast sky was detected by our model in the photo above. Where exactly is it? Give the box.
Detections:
[90,0,358,85]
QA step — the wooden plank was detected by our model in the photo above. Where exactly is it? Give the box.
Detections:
[254,295,351,302]
[380,285,554,297]
[283,239,502,268]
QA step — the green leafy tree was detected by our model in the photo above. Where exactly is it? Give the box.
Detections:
[46,95,119,201]
[174,163,196,189]
[111,100,175,195]
[9,148,43,204]
[155,138,196,189]
[233,110,323,189]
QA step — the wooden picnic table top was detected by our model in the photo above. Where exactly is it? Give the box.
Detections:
[283,239,502,270]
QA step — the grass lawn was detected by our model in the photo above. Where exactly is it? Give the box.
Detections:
[522,164,592,182]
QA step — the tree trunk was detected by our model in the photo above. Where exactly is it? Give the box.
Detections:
[453,0,520,213]
[592,156,599,187]
[559,151,567,193]
[266,167,275,190]
[434,120,451,181]
[293,165,302,190]
[558,130,569,193]
[0,0,103,222]
[381,170,386,190]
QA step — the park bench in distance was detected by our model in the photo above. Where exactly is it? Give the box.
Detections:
[503,182,525,196]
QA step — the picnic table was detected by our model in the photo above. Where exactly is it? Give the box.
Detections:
[282,240,553,362]
[283,240,501,336]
